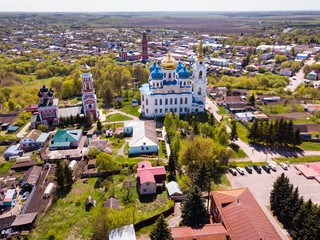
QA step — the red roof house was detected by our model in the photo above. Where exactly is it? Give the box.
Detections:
[137,161,166,195]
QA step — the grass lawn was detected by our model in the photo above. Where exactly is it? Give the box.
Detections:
[275,156,320,164]
[158,140,167,159]
[118,106,141,118]
[229,143,248,159]
[102,110,112,114]
[108,137,126,149]
[0,161,14,174]
[105,113,133,122]
[211,173,231,191]
[299,142,320,151]
[257,104,304,115]
[101,122,124,130]
[229,161,266,168]
[217,106,230,116]
[236,122,249,143]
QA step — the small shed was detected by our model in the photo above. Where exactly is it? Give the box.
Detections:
[7,126,19,133]
[69,160,77,171]
[43,183,54,199]
[3,189,16,206]
[109,224,136,240]
[167,181,183,200]
[11,212,37,231]
[21,166,42,190]
[103,197,121,209]
[1,123,10,131]
[85,196,96,211]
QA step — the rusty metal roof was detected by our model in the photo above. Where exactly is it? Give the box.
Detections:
[170,223,228,240]
[211,188,282,240]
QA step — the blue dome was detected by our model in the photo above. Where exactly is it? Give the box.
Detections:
[149,62,157,73]
[176,61,184,72]
[151,66,163,79]
[178,67,191,78]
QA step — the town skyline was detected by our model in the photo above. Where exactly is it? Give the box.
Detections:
[1,0,320,12]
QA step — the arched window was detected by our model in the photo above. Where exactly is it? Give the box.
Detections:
[155,99,158,105]
[89,104,92,109]
[170,98,173,105]
[164,73,166,78]
[86,83,89,89]
[168,89,175,94]
[160,99,162,105]
[198,87,202,95]
[199,71,202,78]
[169,73,171,79]
[185,97,188,104]
[184,81,186,86]
[146,99,148,105]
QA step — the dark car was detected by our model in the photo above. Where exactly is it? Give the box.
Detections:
[245,165,252,174]
[262,164,271,173]
[253,165,262,173]
[229,168,237,176]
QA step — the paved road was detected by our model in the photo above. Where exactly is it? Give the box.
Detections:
[16,122,30,138]
[284,57,314,92]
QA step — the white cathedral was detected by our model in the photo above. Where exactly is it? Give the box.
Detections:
[140,36,207,118]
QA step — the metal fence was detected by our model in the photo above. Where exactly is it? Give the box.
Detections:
[20,185,36,215]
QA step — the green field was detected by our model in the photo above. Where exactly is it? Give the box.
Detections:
[105,113,133,122]
[299,142,320,151]
[0,161,14,174]
[118,106,141,118]
[236,122,249,143]
[229,161,266,168]
[229,143,248,159]
[257,104,304,115]
[275,156,320,164]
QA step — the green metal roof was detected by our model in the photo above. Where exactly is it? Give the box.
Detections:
[49,129,82,148]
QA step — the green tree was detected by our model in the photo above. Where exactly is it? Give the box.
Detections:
[97,118,102,131]
[54,159,65,189]
[64,162,73,186]
[193,162,210,192]
[37,124,49,132]
[88,147,101,159]
[149,215,172,240]
[230,120,238,143]
[248,93,255,106]
[181,186,208,226]
[96,152,118,172]
[294,128,302,146]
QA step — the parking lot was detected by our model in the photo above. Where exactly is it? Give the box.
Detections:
[227,164,320,207]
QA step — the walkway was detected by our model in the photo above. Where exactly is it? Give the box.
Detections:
[16,122,30,138]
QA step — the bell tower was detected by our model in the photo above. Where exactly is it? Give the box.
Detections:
[192,32,207,104]
[81,65,98,120]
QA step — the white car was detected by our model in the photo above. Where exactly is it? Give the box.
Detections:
[269,164,277,171]
[280,163,288,170]
[236,167,245,175]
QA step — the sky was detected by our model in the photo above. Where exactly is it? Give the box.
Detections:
[1,0,320,12]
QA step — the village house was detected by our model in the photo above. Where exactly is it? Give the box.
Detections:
[49,129,82,150]
[307,70,320,80]
[124,121,158,156]
[136,161,166,195]
[279,68,293,77]
[19,129,50,151]
[210,188,282,240]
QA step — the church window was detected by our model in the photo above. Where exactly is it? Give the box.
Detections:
[155,109,158,113]
[86,83,89,89]
[142,105,144,109]
[169,73,171,79]
[146,109,149,114]
[174,98,177,104]
[142,95,144,101]
[160,99,162,105]
[155,99,158,105]
[160,109,162,113]
[198,87,202,95]
[184,81,186,86]
[199,71,202,78]
[180,98,183,104]
[185,97,188,104]
[170,98,173,105]
[146,99,148,105]
[153,82,155,87]
[174,108,177,112]
[180,81,182,86]
[165,99,168,105]
[185,107,187,112]
[164,73,166,78]
[89,104,92,109]
[157,82,159,87]
[180,108,182,112]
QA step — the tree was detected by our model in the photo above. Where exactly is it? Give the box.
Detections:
[208,113,215,126]
[193,162,210,192]
[97,118,102,131]
[181,186,208,226]
[96,152,118,172]
[149,215,172,240]
[294,128,302,146]
[248,93,255,106]
[230,120,238,143]
[88,147,101,159]
[37,124,49,132]
[122,178,135,203]
[64,162,73,186]
[54,159,65,189]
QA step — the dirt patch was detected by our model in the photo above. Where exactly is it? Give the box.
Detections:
[268,112,314,120]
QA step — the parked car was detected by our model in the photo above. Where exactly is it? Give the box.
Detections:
[253,165,262,173]
[262,164,271,173]
[229,168,237,176]
[245,165,252,174]
[293,78,296,80]
[236,167,245,175]
[269,164,277,171]
[280,163,288,170]
[22,191,29,201]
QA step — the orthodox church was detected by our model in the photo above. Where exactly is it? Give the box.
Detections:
[140,36,207,118]
[31,65,98,128]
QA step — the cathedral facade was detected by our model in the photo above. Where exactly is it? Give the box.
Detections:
[140,37,207,118]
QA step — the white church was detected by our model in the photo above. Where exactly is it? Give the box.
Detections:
[140,36,207,118]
